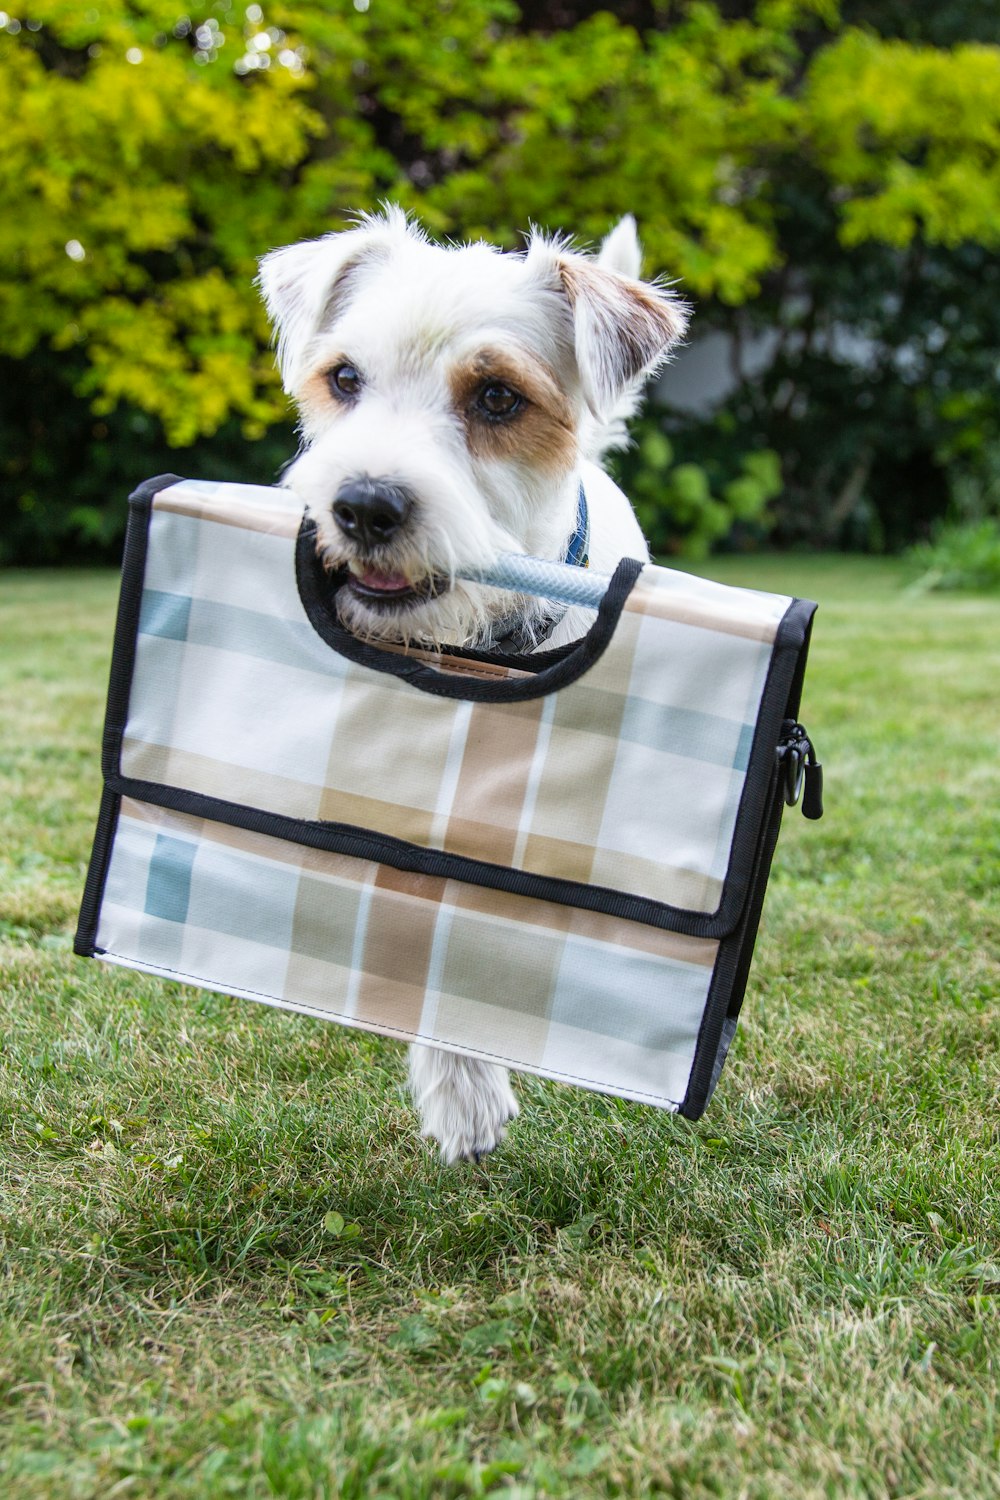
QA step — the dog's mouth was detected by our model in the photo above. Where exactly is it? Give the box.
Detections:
[341,560,450,610]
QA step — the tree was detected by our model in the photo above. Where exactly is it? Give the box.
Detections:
[2,1,999,560]
[660,20,1000,549]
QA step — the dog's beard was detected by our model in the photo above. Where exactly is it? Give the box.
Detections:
[307,484,553,650]
[320,550,555,652]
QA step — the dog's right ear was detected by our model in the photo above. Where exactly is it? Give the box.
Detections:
[258,209,416,392]
[258,232,387,393]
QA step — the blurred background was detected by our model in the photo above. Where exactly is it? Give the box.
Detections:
[2,0,999,582]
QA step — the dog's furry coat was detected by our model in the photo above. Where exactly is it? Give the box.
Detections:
[258,209,689,1161]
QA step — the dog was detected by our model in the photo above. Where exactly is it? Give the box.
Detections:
[258,208,689,1163]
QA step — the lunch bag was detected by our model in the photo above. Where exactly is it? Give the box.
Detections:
[76,475,822,1119]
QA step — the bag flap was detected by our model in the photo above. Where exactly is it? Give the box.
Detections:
[97,477,816,942]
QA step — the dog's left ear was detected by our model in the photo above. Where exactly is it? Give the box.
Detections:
[528,231,689,417]
[556,254,690,417]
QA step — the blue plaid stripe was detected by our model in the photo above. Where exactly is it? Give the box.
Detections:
[144,834,197,922]
[139,590,191,642]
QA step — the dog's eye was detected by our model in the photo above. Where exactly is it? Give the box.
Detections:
[328,364,362,400]
[476,382,522,419]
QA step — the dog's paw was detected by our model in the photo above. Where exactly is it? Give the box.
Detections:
[408,1045,519,1165]
[431,1094,519,1166]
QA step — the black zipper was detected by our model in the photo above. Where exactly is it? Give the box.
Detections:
[776,720,824,820]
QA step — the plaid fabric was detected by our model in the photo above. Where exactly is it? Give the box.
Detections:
[123,481,790,915]
[85,478,800,1111]
[96,797,719,1108]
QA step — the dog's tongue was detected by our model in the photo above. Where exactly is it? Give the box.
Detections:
[358,569,411,593]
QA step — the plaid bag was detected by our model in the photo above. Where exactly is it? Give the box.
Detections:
[76,475,821,1118]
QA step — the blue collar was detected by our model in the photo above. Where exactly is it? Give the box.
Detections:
[563,484,590,570]
[486,483,590,653]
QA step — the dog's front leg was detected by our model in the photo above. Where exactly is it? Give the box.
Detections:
[408,1044,519,1164]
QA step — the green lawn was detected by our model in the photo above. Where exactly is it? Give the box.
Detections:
[1,559,997,1499]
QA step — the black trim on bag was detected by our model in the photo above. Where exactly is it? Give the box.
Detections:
[706,594,814,921]
[102,772,761,943]
[679,761,787,1118]
[73,786,121,957]
[783,605,816,725]
[100,477,182,779]
[295,512,645,702]
[129,474,187,506]
[74,475,183,956]
[675,603,820,1110]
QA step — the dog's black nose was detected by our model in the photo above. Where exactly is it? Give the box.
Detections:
[332,478,413,550]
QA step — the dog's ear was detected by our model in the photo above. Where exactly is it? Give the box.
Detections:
[596,213,643,281]
[528,229,689,417]
[556,254,690,417]
[257,209,415,392]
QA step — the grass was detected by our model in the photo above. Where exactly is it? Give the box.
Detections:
[0,557,997,1499]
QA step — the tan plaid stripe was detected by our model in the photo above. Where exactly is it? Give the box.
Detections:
[444,697,547,866]
[122,740,326,821]
[626,574,781,642]
[355,867,445,1032]
[153,481,303,538]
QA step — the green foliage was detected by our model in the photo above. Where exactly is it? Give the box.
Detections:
[2,1,1000,561]
[0,0,328,445]
[408,4,807,303]
[805,30,1000,249]
[612,415,782,559]
[905,517,1000,593]
[0,351,294,566]
[682,6,1000,552]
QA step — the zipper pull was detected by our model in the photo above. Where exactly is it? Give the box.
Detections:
[778,721,824,820]
[801,739,824,820]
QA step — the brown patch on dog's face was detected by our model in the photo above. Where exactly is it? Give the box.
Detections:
[449,346,577,474]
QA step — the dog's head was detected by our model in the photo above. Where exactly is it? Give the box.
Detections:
[259,207,687,646]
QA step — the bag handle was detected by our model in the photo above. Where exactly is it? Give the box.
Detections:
[458,553,614,608]
[295,514,644,703]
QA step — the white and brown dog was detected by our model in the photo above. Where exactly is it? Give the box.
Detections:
[258,208,689,1164]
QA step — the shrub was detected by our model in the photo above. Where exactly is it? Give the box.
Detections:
[611,413,781,560]
[904,518,1000,593]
